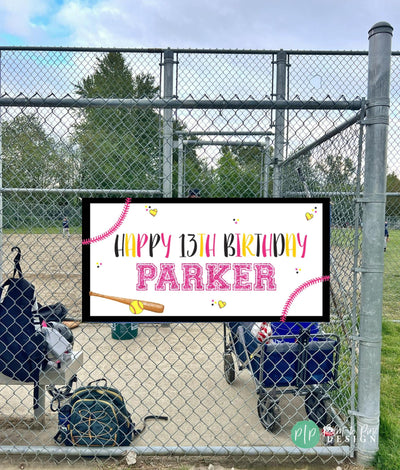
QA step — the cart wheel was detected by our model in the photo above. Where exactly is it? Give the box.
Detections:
[305,390,329,428]
[257,396,281,433]
[223,352,235,384]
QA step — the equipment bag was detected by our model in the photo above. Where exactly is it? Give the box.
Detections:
[53,378,168,446]
[38,302,69,323]
[0,247,47,409]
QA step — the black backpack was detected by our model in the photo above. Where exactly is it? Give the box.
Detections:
[0,247,47,409]
[53,378,168,446]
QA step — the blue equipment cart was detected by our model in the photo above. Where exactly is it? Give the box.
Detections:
[223,322,340,432]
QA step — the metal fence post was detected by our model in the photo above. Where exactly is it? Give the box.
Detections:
[177,136,184,198]
[262,136,271,197]
[272,50,287,198]
[357,21,393,466]
[162,49,174,198]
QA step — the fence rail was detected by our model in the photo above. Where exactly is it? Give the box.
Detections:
[0,96,365,110]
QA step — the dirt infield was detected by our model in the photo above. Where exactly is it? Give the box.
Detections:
[2,233,82,318]
[0,321,312,449]
[0,233,352,465]
[0,234,309,447]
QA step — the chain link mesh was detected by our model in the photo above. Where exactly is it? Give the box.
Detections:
[0,47,397,466]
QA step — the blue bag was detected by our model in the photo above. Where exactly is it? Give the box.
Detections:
[0,247,47,408]
[53,378,168,446]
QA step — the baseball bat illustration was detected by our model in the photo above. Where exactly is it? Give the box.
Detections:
[89,291,164,313]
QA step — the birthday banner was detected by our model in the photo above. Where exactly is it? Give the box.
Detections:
[82,198,330,322]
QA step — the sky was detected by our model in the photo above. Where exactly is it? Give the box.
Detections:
[0,0,399,51]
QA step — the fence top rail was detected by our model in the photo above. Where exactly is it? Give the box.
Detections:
[0,188,161,195]
[1,45,399,55]
[0,95,364,110]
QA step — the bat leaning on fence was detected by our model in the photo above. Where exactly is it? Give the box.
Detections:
[89,291,165,314]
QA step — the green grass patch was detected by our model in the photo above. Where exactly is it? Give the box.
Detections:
[369,230,399,468]
[331,227,399,320]
[383,229,400,321]
[330,226,361,249]
[3,226,82,234]
[374,320,400,469]
[330,228,400,467]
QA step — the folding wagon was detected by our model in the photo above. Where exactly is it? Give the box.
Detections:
[223,322,340,433]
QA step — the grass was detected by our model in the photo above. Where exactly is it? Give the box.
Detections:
[382,229,400,321]
[3,226,82,234]
[327,228,400,468]
[374,233,400,469]
[374,321,400,469]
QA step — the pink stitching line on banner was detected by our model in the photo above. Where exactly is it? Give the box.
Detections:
[82,198,131,245]
[280,275,330,322]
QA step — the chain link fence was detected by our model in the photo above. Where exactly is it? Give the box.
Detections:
[0,24,396,466]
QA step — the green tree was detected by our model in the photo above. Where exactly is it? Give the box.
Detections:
[1,113,78,228]
[2,114,62,189]
[74,52,161,191]
[314,153,356,189]
[213,144,271,197]
[314,153,358,226]
[281,150,314,197]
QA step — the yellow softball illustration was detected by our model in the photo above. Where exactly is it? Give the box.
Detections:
[129,300,144,315]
